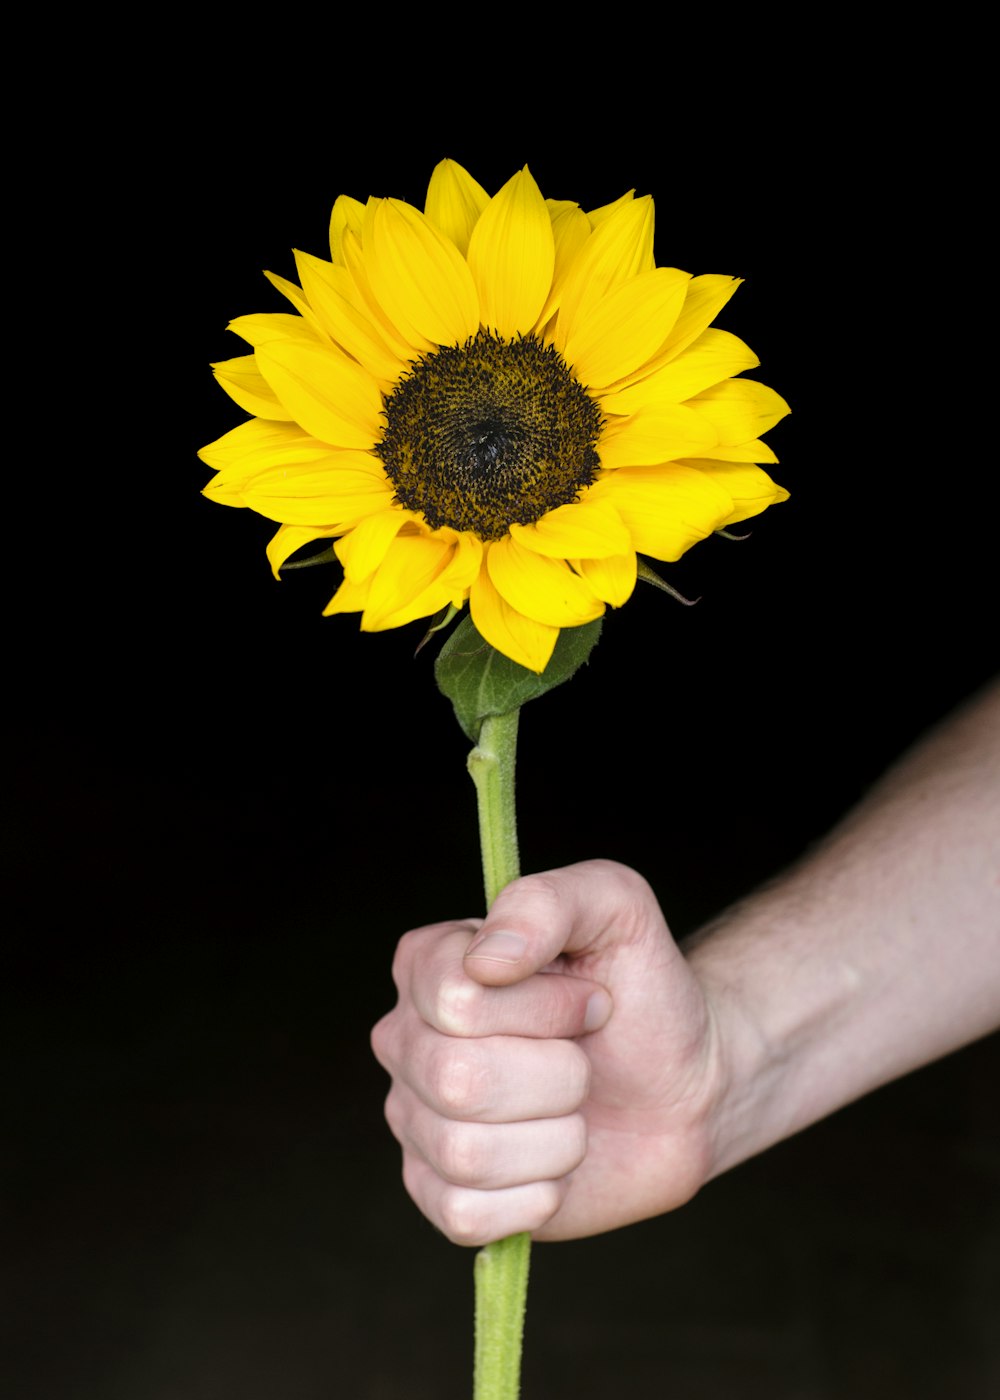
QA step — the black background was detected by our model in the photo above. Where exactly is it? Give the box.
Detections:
[7,53,997,1399]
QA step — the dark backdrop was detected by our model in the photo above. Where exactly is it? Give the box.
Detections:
[6,58,997,1400]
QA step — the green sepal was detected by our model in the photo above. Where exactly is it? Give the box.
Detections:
[414,602,461,656]
[435,615,602,742]
[279,545,337,570]
[636,558,698,606]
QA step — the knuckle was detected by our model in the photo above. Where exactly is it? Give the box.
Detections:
[527,1180,564,1231]
[369,1011,397,1069]
[438,1186,488,1247]
[511,870,565,917]
[433,970,485,1036]
[563,1041,592,1104]
[382,1086,406,1142]
[588,857,655,904]
[400,1151,426,1209]
[430,1043,490,1117]
[389,933,416,992]
[435,1122,488,1186]
[561,1112,588,1172]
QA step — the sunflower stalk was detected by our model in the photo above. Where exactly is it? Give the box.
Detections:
[468,709,521,908]
[467,707,531,1400]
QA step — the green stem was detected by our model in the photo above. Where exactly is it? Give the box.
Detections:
[468,710,521,908]
[467,709,530,1400]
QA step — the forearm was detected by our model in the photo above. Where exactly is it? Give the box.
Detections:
[687,679,1000,1180]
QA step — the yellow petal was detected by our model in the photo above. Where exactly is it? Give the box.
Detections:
[210,355,293,420]
[660,274,742,362]
[238,458,394,527]
[470,563,558,674]
[689,437,780,464]
[362,531,455,629]
[594,465,733,560]
[600,329,760,412]
[510,499,631,559]
[293,249,408,384]
[689,461,790,525]
[554,196,655,347]
[573,551,637,607]
[536,201,591,325]
[334,508,413,583]
[687,379,791,446]
[322,572,372,616]
[329,194,365,266]
[424,159,489,257]
[226,312,325,348]
[267,524,337,578]
[487,537,604,627]
[198,419,332,473]
[586,190,637,227]
[255,338,382,448]
[467,166,554,336]
[340,226,420,363]
[440,531,484,604]
[264,269,315,322]
[367,197,480,348]
[599,404,719,468]
[562,267,690,390]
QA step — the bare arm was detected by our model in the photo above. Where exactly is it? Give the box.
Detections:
[372,680,1000,1244]
[692,678,1000,1179]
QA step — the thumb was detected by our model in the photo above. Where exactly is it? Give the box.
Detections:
[464,858,661,984]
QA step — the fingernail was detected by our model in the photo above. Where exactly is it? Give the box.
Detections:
[584,989,612,1032]
[465,931,526,964]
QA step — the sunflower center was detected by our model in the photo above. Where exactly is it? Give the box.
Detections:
[375,331,603,541]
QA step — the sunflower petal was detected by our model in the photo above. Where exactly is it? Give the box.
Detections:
[424,159,489,256]
[573,551,637,607]
[601,329,761,411]
[264,269,315,322]
[690,437,780,464]
[267,524,337,578]
[594,464,734,560]
[227,312,325,348]
[689,461,790,524]
[510,499,631,559]
[211,355,293,420]
[599,404,719,468]
[367,197,480,348]
[687,379,791,445]
[238,460,394,527]
[293,249,408,384]
[329,194,365,266]
[562,267,690,389]
[470,564,558,674]
[467,166,554,336]
[335,509,414,583]
[362,532,455,630]
[536,201,591,325]
[440,531,484,603]
[555,196,656,346]
[322,572,372,616]
[660,274,742,361]
[198,419,332,473]
[487,537,604,627]
[255,338,383,448]
[340,226,420,363]
[586,190,636,227]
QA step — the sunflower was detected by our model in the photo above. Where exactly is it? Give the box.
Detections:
[200,161,789,672]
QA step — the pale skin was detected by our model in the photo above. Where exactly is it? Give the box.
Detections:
[371,680,1000,1246]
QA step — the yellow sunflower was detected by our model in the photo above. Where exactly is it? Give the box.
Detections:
[200,161,789,673]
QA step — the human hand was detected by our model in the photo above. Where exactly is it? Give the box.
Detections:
[371,860,723,1245]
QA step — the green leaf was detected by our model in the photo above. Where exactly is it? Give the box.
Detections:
[435,615,602,742]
